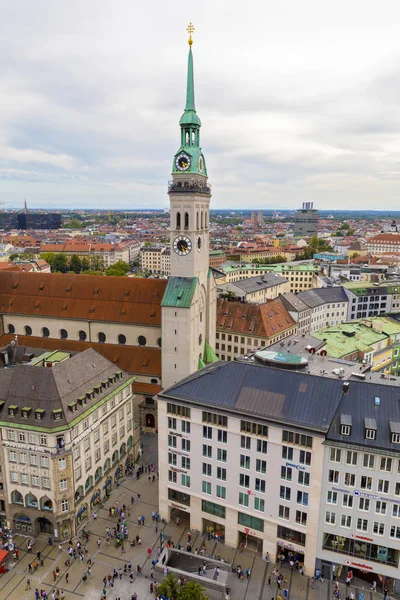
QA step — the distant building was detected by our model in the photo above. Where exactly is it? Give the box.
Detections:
[140,245,170,276]
[216,261,320,294]
[366,234,400,255]
[217,272,289,304]
[18,213,62,230]
[209,250,226,269]
[215,297,297,360]
[296,287,349,333]
[293,202,319,237]
[312,316,400,375]
[0,213,19,230]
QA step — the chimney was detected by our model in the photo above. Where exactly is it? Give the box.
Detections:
[342,382,350,394]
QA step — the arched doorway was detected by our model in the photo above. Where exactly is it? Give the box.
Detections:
[146,413,155,428]
[36,516,54,535]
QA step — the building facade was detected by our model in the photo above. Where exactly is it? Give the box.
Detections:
[217,273,289,304]
[140,245,171,276]
[157,359,400,591]
[157,362,343,575]
[0,347,138,538]
[216,262,320,294]
[293,203,319,237]
[215,298,297,361]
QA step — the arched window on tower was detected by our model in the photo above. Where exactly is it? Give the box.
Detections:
[200,211,204,229]
[196,211,199,230]
[192,131,196,144]
[176,212,181,230]
[205,212,208,228]
[186,131,190,144]
[184,212,189,230]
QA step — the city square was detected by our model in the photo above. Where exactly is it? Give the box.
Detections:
[0,434,390,600]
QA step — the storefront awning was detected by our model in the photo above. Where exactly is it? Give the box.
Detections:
[91,491,100,503]
[103,478,112,490]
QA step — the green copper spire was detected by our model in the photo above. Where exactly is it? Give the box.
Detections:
[185,47,195,112]
[172,23,207,176]
[180,46,201,127]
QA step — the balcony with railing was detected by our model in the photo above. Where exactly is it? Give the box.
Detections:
[168,180,211,195]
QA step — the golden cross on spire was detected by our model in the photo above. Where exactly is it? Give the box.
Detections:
[187,22,195,46]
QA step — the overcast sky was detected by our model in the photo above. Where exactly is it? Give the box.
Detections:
[1,1,400,211]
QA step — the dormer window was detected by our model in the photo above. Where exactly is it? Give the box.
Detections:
[365,417,377,440]
[8,405,18,416]
[390,422,400,444]
[94,385,102,395]
[68,402,77,413]
[22,407,32,418]
[86,390,94,400]
[35,409,44,420]
[340,414,352,436]
[78,396,87,407]
[53,409,63,421]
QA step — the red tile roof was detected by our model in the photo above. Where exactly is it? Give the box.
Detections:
[217,298,296,338]
[0,271,167,326]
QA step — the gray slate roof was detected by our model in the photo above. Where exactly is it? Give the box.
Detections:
[228,273,287,294]
[326,381,400,452]
[280,292,310,314]
[0,348,131,429]
[160,361,345,433]
[297,286,349,309]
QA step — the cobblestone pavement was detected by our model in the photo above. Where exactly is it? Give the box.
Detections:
[0,434,390,600]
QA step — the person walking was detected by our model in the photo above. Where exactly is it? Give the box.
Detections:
[26,578,31,590]
[371,581,377,592]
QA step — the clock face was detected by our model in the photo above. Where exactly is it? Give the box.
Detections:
[175,153,191,171]
[197,235,202,252]
[173,235,192,255]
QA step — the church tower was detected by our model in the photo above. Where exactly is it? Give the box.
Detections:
[161,24,216,389]
[169,24,210,289]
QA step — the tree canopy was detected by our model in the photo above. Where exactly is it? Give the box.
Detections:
[106,260,130,277]
[156,575,209,600]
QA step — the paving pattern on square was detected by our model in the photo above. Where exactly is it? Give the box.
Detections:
[0,434,389,600]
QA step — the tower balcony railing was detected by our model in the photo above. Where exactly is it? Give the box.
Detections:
[168,180,211,195]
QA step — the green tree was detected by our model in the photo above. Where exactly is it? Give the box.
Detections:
[40,252,56,269]
[90,255,104,272]
[63,218,83,229]
[52,253,69,273]
[81,256,90,271]
[70,255,82,274]
[178,581,209,600]
[339,222,350,230]
[157,574,180,600]
[106,260,130,277]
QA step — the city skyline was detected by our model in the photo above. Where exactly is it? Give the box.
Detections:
[2,1,400,210]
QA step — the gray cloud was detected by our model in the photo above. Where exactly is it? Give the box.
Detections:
[2,0,400,209]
